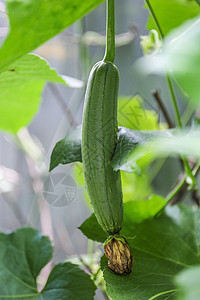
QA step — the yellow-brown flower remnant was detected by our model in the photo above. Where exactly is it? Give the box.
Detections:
[104,236,133,274]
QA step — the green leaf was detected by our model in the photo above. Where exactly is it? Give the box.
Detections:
[139,17,200,105]
[79,213,106,243]
[112,128,200,172]
[80,205,200,300]
[175,265,200,300]
[0,0,104,71]
[118,95,166,130]
[0,54,69,133]
[0,227,96,299]
[121,171,152,202]
[41,263,96,299]
[146,0,200,36]
[50,125,82,171]
[112,127,172,172]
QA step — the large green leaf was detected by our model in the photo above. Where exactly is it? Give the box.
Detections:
[139,16,200,105]
[80,205,200,300]
[146,0,200,36]
[0,54,70,133]
[175,265,200,300]
[0,227,96,299]
[0,0,104,71]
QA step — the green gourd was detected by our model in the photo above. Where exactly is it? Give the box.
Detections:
[81,60,123,234]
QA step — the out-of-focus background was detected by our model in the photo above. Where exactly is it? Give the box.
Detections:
[0,0,186,298]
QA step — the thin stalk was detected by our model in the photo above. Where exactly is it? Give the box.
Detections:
[145,0,196,186]
[104,0,115,63]
[181,102,195,126]
[165,175,186,204]
[151,89,174,128]
[145,0,164,39]
[166,75,182,128]
[165,163,200,205]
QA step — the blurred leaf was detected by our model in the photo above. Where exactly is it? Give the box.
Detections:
[112,128,200,173]
[80,205,200,300]
[73,163,92,209]
[112,127,172,172]
[50,125,82,171]
[118,95,166,130]
[118,96,165,201]
[0,0,104,71]
[121,171,152,202]
[139,17,200,105]
[175,265,200,300]
[123,194,166,224]
[0,227,96,299]
[146,0,200,36]
[0,54,69,133]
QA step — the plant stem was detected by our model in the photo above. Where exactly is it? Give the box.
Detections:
[166,75,182,128]
[165,163,200,205]
[145,0,196,187]
[151,89,174,128]
[145,0,164,39]
[166,175,186,204]
[104,0,115,63]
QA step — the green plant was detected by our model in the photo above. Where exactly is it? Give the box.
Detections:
[0,0,200,299]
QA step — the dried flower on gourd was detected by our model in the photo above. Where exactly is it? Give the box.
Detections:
[104,235,133,275]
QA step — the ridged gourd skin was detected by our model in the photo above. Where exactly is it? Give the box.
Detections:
[82,60,123,235]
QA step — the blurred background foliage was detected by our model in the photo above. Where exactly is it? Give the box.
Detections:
[0,0,199,298]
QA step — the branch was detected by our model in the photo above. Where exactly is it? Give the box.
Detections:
[151,89,174,128]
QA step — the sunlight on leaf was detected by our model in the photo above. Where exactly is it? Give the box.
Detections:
[121,171,151,202]
[0,0,104,71]
[118,95,166,131]
[0,54,69,133]
[146,0,199,36]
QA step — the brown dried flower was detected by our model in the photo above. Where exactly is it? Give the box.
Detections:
[104,235,133,275]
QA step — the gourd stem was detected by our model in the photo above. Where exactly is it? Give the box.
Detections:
[104,0,115,63]
[145,0,196,187]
